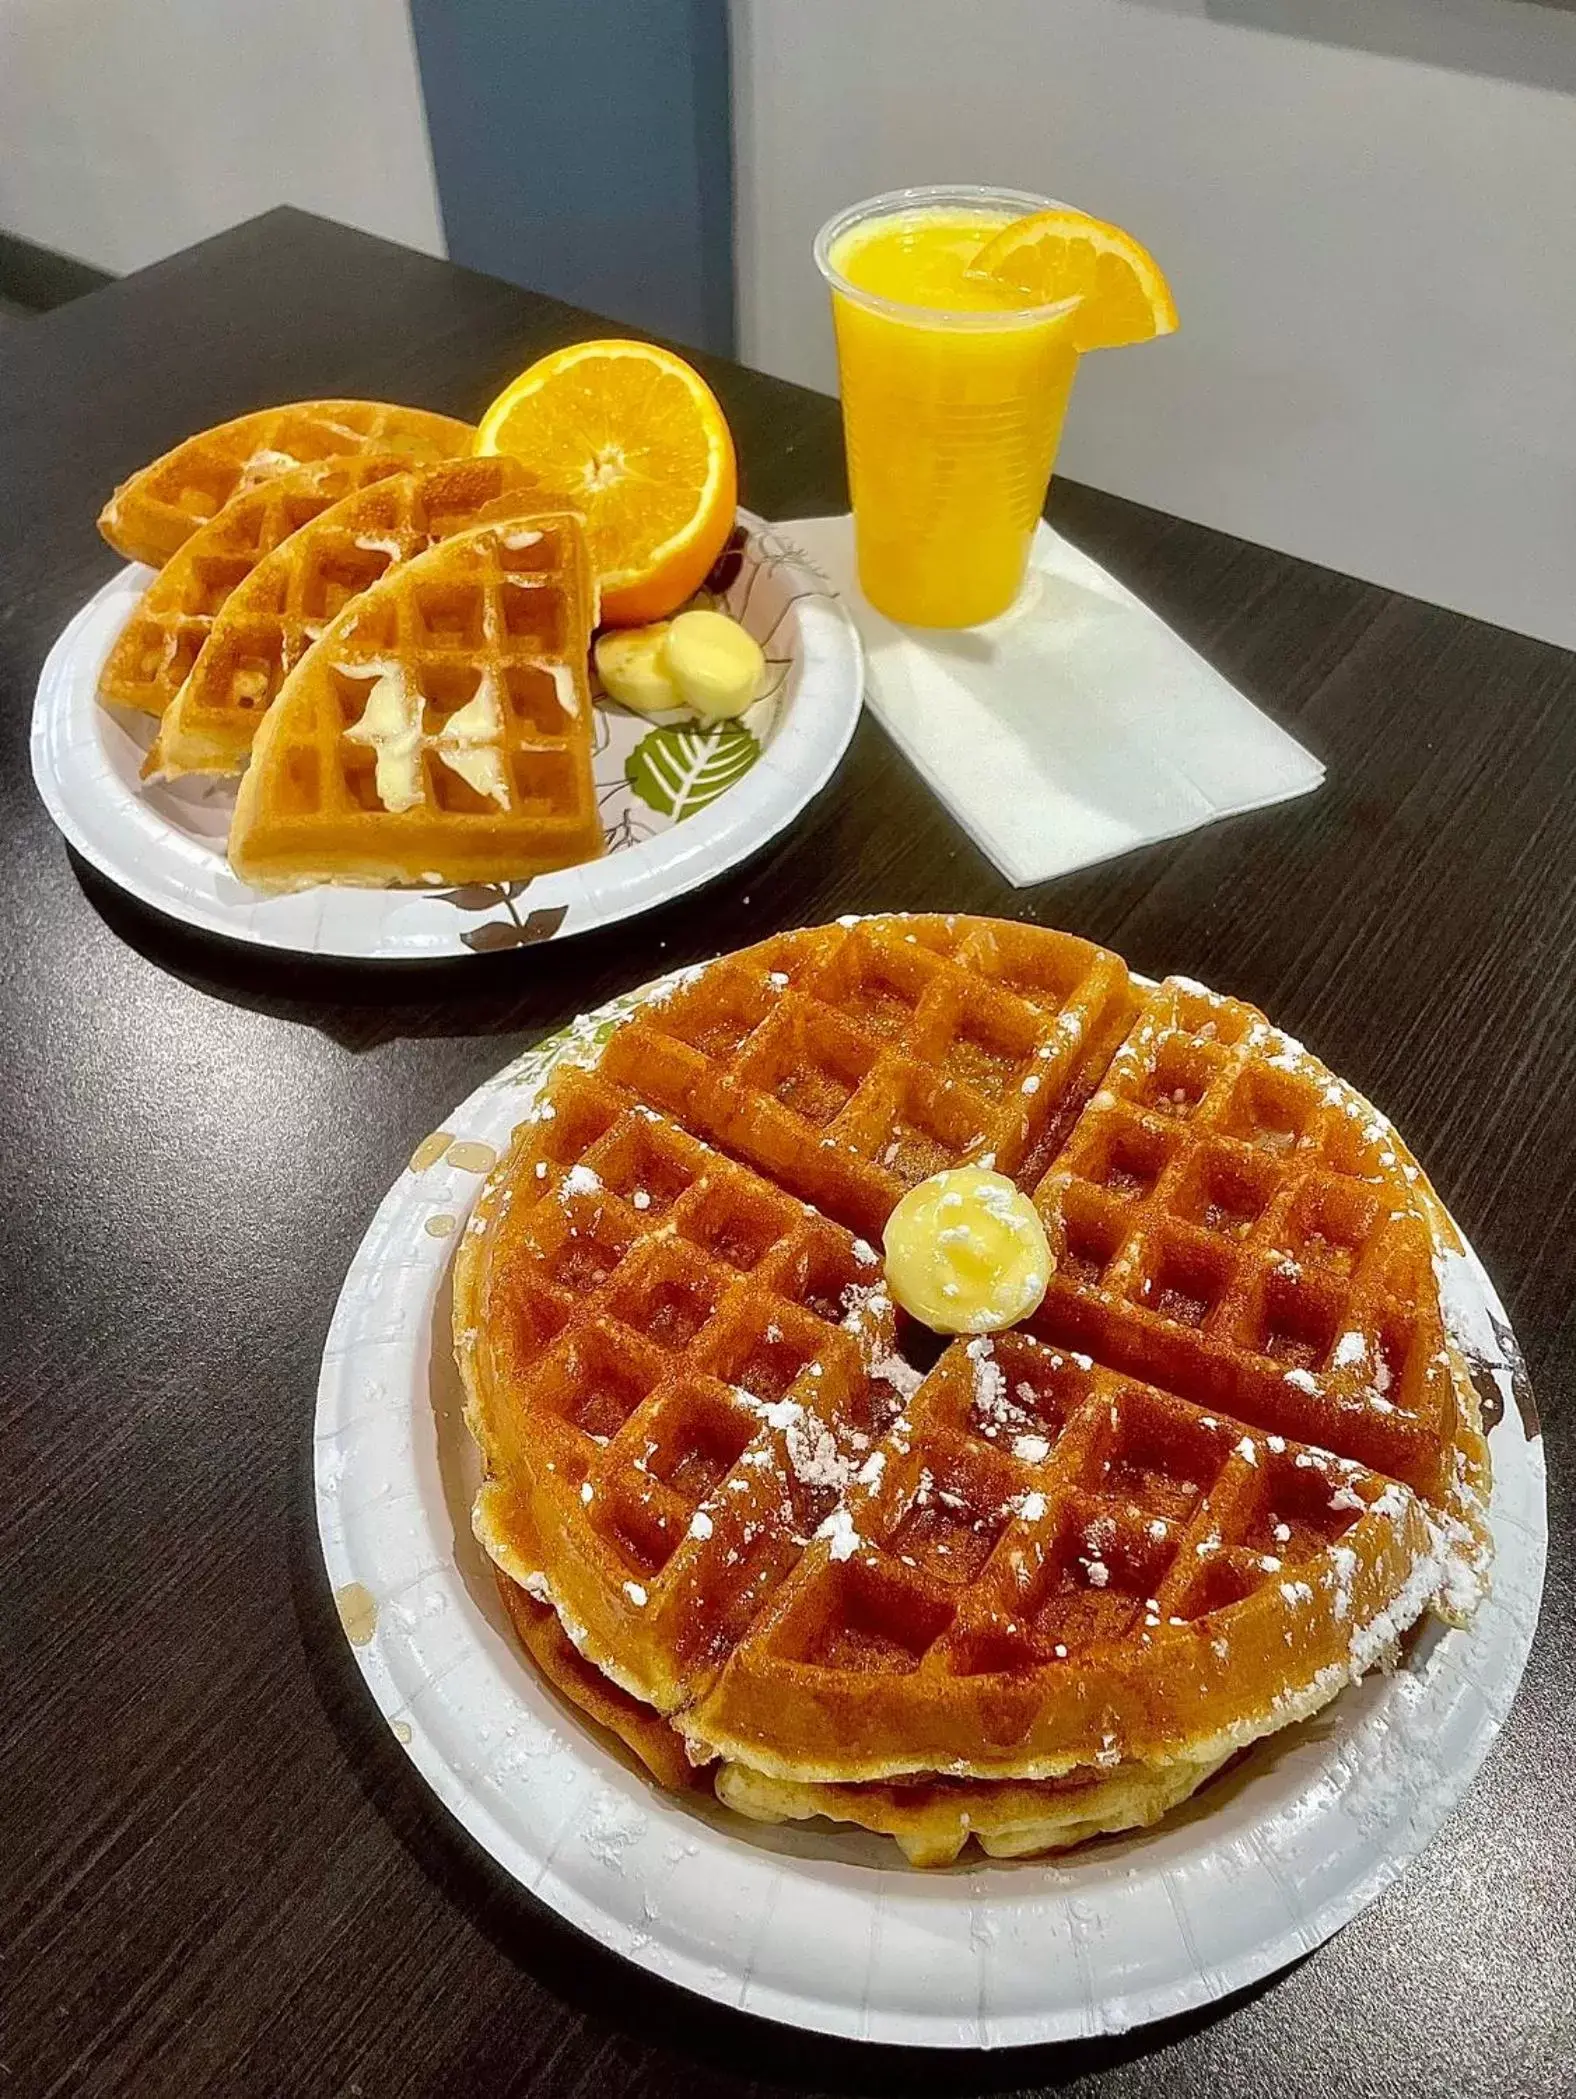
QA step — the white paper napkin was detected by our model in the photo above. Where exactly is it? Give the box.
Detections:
[780,514,1324,886]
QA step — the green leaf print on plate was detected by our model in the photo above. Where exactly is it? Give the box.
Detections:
[624,722,760,821]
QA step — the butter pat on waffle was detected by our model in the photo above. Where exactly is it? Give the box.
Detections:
[228,513,603,891]
[97,400,474,568]
[148,456,545,780]
[454,917,1491,1863]
[99,455,416,723]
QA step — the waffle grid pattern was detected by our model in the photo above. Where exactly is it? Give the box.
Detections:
[99,456,413,722]
[731,1328,1393,1692]
[472,1061,1403,1704]
[1030,978,1457,1495]
[457,918,1485,1795]
[151,456,538,778]
[596,918,1138,1242]
[474,1062,909,1703]
[96,400,473,568]
[229,514,603,889]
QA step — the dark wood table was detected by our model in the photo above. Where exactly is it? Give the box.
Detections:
[3,208,1569,2098]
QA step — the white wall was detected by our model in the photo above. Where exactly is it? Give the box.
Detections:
[732,0,1576,651]
[0,0,444,276]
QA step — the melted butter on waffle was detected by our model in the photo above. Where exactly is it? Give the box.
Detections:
[343,664,513,813]
[343,667,426,812]
[144,454,549,781]
[433,673,510,804]
[228,511,603,891]
[99,454,423,728]
[453,916,1492,1861]
[884,1167,1051,1333]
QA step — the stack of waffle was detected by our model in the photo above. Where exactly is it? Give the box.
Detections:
[99,454,420,727]
[454,916,1491,1865]
[95,406,603,890]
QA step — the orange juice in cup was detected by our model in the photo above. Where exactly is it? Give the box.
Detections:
[815,187,1077,628]
[815,186,1177,628]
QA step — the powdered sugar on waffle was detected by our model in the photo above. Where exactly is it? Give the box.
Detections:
[966,1337,1008,1427]
[841,1281,925,1402]
[786,1415,858,1494]
[816,1507,862,1561]
[460,932,1500,1823]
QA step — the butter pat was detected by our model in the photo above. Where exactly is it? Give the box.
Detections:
[664,609,764,720]
[595,622,681,715]
[597,608,766,721]
[883,1168,1052,1335]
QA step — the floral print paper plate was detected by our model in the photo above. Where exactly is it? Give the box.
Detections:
[29,514,861,959]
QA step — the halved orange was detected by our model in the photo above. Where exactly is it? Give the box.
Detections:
[968,208,1178,353]
[476,339,737,625]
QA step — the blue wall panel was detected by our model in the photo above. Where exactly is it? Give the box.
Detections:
[410,0,734,354]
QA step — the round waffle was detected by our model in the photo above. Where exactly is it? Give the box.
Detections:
[454,916,1491,1858]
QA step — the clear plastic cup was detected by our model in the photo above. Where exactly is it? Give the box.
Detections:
[815,185,1080,628]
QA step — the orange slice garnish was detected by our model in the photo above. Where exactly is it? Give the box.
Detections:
[968,208,1178,352]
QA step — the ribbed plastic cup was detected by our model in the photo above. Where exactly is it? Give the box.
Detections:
[815,185,1079,629]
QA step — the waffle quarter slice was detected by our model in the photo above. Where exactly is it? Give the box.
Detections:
[97,400,473,568]
[99,455,416,723]
[228,514,603,891]
[147,455,546,779]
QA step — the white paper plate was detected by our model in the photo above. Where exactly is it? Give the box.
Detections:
[30,516,860,959]
[314,978,1546,2048]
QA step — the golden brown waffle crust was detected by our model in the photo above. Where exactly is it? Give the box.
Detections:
[146,455,548,782]
[98,455,423,725]
[97,401,474,568]
[714,1749,1235,1867]
[494,1564,704,1794]
[454,917,1492,1804]
[227,511,605,892]
[492,1541,1234,1865]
